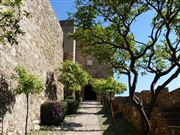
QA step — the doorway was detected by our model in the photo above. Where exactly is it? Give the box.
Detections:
[84,84,97,100]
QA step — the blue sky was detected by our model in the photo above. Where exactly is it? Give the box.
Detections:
[50,0,180,96]
[50,0,75,20]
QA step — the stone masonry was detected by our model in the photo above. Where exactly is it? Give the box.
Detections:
[60,20,112,100]
[60,20,112,79]
[60,20,75,61]
[112,88,180,135]
[0,0,64,134]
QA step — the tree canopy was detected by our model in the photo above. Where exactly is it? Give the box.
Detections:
[92,77,126,95]
[70,0,180,134]
[0,0,29,45]
[70,0,180,104]
[12,65,44,95]
[58,60,90,91]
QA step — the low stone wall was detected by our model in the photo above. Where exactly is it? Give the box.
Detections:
[112,88,180,134]
[151,107,180,135]
[135,88,180,107]
[112,97,141,131]
[0,0,64,134]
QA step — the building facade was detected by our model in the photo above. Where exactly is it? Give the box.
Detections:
[60,20,112,100]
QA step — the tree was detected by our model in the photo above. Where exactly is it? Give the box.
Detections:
[70,0,180,134]
[12,65,44,135]
[92,77,126,102]
[0,0,29,45]
[92,78,106,96]
[92,77,126,115]
[105,77,126,102]
[58,60,90,99]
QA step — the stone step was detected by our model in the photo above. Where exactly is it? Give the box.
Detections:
[163,120,180,126]
[158,107,180,127]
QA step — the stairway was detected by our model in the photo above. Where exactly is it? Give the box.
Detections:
[158,107,180,135]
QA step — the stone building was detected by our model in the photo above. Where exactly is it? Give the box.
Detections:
[60,20,112,100]
[0,0,64,134]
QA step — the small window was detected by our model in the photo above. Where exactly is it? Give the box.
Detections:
[87,60,93,65]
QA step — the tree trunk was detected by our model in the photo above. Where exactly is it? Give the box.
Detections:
[1,117,4,135]
[132,97,151,135]
[102,94,107,114]
[109,92,112,103]
[25,94,29,135]
[109,92,114,123]
[146,94,157,119]
[129,71,151,135]
[72,91,75,100]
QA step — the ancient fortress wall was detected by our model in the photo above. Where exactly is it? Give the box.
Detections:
[0,0,63,134]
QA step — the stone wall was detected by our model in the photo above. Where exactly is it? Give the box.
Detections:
[112,88,180,135]
[112,97,141,131]
[60,20,113,100]
[60,20,74,61]
[135,88,180,107]
[60,20,112,79]
[0,0,64,134]
[150,88,180,135]
[151,107,180,135]
[76,48,112,79]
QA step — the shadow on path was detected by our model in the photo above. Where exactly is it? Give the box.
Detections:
[98,111,139,135]
[40,101,102,135]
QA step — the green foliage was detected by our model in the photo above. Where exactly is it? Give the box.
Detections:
[40,100,66,126]
[92,77,126,95]
[12,65,44,95]
[71,0,179,76]
[65,99,79,115]
[92,79,107,95]
[12,65,44,135]
[0,0,29,45]
[66,95,74,99]
[60,101,68,115]
[70,0,179,133]
[105,77,127,94]
[58,60,91,92]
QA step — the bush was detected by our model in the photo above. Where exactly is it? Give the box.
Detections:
[40,100,66,126]
[66,95,74,99]
[60,100,68,115]
[65,99,79,114]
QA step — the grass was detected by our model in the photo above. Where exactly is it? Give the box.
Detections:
[98,111,139,135]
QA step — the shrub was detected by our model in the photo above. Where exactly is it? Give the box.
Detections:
[65,99,79,114]
[60,100,68,115]
[66,95,74,99]
[40,100,65,126]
